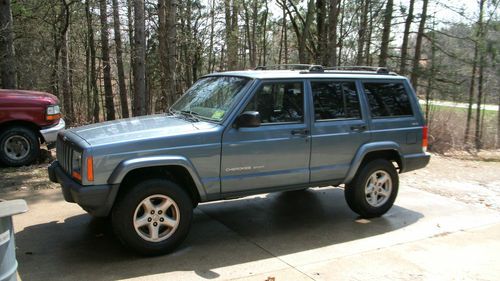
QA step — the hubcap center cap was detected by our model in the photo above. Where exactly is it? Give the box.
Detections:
[152,214,160,222]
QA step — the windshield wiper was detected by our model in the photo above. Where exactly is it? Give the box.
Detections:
[179,110,201,122]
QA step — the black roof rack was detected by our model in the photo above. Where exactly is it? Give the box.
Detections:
[254,64,397,75]
[255,64,323,71]
[324,66,390,74]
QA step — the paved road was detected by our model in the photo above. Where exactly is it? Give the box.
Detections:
[4,185,500,280]
[419,99,498,111]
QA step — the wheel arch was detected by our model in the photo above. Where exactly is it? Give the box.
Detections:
[108,156,207,207]
[344,142,403,184]
[0,120,43,143]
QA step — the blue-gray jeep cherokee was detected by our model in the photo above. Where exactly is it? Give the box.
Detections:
[48,65,430,255]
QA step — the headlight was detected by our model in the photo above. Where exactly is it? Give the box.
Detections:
[46,105,61,121]
[71,150,82,181]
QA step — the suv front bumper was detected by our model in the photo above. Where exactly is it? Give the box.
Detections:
[40,119,66,144]
[48,161,117,217]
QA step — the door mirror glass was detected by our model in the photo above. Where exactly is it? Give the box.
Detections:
[235,111,261,128]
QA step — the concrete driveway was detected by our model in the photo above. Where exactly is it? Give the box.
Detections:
[4,185,500,281]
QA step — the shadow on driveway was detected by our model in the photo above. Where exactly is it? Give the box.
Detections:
[15,188,422,280]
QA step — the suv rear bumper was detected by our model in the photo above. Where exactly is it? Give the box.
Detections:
[401,152,431,173]
[40,119,65,144]
[48,161,117,217]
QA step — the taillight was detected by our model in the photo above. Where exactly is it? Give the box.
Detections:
[422,125,428,151]
[86,156,94,182]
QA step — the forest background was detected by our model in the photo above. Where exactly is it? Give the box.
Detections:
[0,0,499,153]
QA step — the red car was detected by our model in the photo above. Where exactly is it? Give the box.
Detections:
[0,89,65,166]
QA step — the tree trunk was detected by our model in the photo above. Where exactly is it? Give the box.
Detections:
[465,0,485,145]
[316,0,326,64]
[166,0,177,106]
[365,1,374,66]
[291,0,315,64]
[112,0,130,118]
[127,0,134,104]
[60,0,72,123]
[225,0,239,70]
[60,23,72,123]
[400,0,415,75]
[207,0,216,72]
[475,1,486,150]
[356,0,369,65]
[410,0,429,93]
[378,0,393,67]
[327,0,340,66]
[465,42,479,145]
[85,0,100,122]
[133,0,146,116]
[158,0,168,109]
[261,1,268,66]
[0,0,16,88]
[99,0,116,120]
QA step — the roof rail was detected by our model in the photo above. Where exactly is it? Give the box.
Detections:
[255,64,321,71]
[324,66,391,74]
[254,64,397,75]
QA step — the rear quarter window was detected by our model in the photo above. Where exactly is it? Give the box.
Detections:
[363,82,413,118]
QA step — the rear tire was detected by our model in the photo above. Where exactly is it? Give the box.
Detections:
[112,179,193,256]
[0,126,40,167]
[344,159,399,218]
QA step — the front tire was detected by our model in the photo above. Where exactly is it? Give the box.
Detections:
[112,179,193,256]
[0,126,40,167]
[344,159,399,218]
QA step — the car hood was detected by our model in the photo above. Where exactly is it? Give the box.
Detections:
[0,89,59,106]
[69,114,219,147]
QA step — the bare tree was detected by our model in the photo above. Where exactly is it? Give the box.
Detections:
[112,0,130,118]
[60,0,73,122]
[0,0,16,88]
[225,0,239,70]
[356,0,369,65]
[316,0,326,64]
[378,0,393,67]
[158,0,177,108]
[133,0,146,116]
[85,0,100,122]
[99,0,116,120]
[465,0,486,145]
[327,0,341,66]
[400,0,415,75]
[410,0,429,92]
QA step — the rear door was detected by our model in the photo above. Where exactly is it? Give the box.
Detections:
[309,79,371,182]
[361,80,422,154]
[221,80,311,194]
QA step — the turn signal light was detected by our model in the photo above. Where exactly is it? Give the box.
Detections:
[46,113,61,121]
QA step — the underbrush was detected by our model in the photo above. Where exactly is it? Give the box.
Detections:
[426,104,499,154]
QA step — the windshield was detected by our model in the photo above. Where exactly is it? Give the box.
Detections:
[171,76,251,122]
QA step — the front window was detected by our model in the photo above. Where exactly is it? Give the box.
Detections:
[171,76,251,121]
[244,82,304,124]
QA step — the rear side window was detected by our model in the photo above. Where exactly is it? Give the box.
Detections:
[311,81,361,120]
[363,82,413,117]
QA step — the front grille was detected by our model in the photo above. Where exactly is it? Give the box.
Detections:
[56,135,73,173]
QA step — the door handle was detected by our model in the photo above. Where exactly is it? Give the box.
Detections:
[291,129,309,136]
[350,125,367,132]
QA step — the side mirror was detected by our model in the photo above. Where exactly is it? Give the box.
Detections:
[235,111,261,128]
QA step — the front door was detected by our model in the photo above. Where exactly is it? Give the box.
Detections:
[221,80,311,194]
